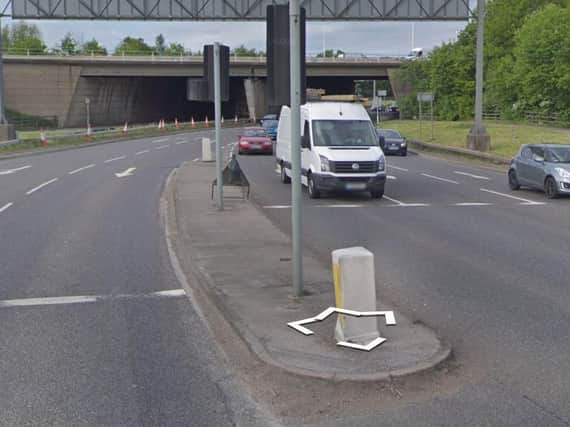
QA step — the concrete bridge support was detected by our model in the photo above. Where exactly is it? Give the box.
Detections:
[243,79,267,121]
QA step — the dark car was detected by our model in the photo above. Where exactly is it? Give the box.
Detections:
[376,129,407,156]
[508,144,570,199]
[238,127,273,155]
[261,119,278,141]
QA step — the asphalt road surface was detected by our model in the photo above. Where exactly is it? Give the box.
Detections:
[0,130,270,426]
[237,150,570,426]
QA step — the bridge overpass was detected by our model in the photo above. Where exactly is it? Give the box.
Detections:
[4,54,402,128]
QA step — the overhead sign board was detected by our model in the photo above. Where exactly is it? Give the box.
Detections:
[11,0,471,20]
[417,92,434,102]
[377,90,388,97]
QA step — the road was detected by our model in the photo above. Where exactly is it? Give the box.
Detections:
[0,130,269,426]
[237,150,570,426]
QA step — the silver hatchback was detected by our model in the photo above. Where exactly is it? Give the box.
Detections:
[508,144,570,198]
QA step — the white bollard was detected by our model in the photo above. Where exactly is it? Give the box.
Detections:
[201,137,213,162]
[332,247,379,344]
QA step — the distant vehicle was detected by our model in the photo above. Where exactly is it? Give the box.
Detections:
[260,114,277,124]
[238,127,273,155]
[369,105,386,113]
[261,119,278,141]
[405,47,423,60]
[508,144,570,199]
[276,102,386,199]
[377,129,407,156]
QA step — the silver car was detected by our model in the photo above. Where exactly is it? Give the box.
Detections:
[508,144,570,198]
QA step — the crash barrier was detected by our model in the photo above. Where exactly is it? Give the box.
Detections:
[211,154,250,201]
[332,247,380,344]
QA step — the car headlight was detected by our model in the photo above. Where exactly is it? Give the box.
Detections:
[401,141,407,147]
[554,167,570,179]
[320,155,331,172]
[378,156,385,171]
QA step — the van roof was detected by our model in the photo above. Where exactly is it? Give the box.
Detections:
[302,102,370,121]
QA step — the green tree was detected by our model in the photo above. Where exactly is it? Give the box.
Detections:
[81,38,107,55]
[164,42,185,56]
[316,49,344,58]
[155,34,166,54]
[231,44,260,57]
[60,33,79,55]
[114,37,153,55]
[1,25,11,51]
[6,22,46,54]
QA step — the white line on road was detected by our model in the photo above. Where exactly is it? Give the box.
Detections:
[0,289,186,308]
[387,175,397,180]
[383,195,404,205]
[421,173,459,184]
[176,140,190,145]
[315,204,364,208]
[263,205,292,209]
[104,156,126,163]
[480,188,546,205]
[0,165,31,175]
[383,195,429,207]
[152,138,169,143]
[0,202,13,213]
[453,202,493,206]
[454,171,490,180]
[26,178,58,195]
[115,167,136,178]
[68,164,95,175]
[135,149,150,155]
[154,144,169,150]
[387,165,408,172]
[193,157,200,162]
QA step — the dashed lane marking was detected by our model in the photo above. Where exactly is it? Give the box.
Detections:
[152,138,169,143]
[387,175,397,180]
[176,141,190,145]
[480,188,546,206]
[453,202,493,206]
[387,165,408,172]
[135,150,150,155]
[155,144,169,150]
[383,195,429,207]
[68,164,95,175]
[315,204,364,208]
[0,202,13,213]
[0,289,186,308]
[104,156,126,163]
[193,157,200,162]
[421,173,459,185]
[26,178,58,195]
[0,165,31,175]
[454,171,490,180]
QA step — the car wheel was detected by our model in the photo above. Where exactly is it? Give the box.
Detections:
[371,189,384,199]
[508,169,520,190]
[280,163,291,184]
[544,176,559,199]
[307,174,321,199]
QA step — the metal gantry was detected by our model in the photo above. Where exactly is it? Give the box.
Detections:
[7,0,472,20]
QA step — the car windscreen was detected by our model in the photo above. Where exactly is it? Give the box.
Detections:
[262,120,278,128]
[377,130,401,139]
[243,130,266,137]
[546,146,570,163]
[312,120,377,147]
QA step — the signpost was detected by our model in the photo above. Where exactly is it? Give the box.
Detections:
[417,92,434,140]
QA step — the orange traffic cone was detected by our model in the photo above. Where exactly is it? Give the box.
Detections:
[205,116,209,127]
[86,124,93,141]
[191,117,196,128]
[234,114,238,123]
[122,121,128,135]
[175,117,179,129]
[221,116,225,125]
[158,120,162,130]
[40,128,47,146]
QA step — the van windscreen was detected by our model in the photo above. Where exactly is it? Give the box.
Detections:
[312,120,377,147]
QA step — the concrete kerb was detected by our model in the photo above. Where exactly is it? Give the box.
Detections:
[162,161,452,383]
[408,139,511,165]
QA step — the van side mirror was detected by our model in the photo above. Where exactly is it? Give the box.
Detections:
[301,133,311,149]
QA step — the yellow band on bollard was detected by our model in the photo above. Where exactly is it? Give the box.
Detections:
[333,262,345,328]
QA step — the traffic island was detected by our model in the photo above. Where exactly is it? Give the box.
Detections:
[163,160,451,382]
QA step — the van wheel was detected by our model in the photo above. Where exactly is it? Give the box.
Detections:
[280,163,291,184]
[308,174,321,199]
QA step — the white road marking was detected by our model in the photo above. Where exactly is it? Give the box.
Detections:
[176,140,190,145]
[315,204,364,208]
[0,165,31,175]
[387,175,397,180]
[26,178,58,195]
[383,195,429,207]
[193,157,200,162]
[152,138,168,143]
[0,202,13,213]
[453,202,493,206]
[421,173,459,184]
[387,165,408,172]
[68,164,95,175]
[0,289,186,308]
[454,171,490,180]
[480,188,546,205]
[263,205,292,209]
[104,156,126,163]
[154,144,169,150]
[135,149,150,155]
[115,167,136,178]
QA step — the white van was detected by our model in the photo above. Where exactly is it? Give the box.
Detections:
[276,102,386,199]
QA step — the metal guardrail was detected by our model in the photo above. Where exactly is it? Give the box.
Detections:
[0,139,21,148]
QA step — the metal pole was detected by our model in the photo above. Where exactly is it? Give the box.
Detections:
[474,0,485,132]
[0,18,6,124]
[290,0,303,298]
[430,99,434,140]
[419,101,422,139]
[85,98,90,129]
[373,80,378,126]
[214,42,224,210]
